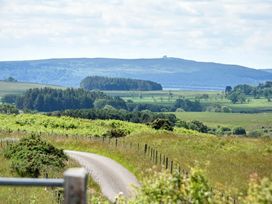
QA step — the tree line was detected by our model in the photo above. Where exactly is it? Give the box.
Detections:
[80,76,163,91]
[14,88,111,112]
[225,81,272,103]
[48,108,177,126]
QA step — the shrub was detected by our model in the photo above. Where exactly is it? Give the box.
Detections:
[4,135,67,177]
[216,126,232,135]
[233,127,246,135]
[244,174,272,203]
[176,120,208,133]
[221,106,232,113]
[187,120,208,133]
[247,130,263,138]
[151,119,174,131]
[116,168,213,203]
[104,128,129,138]
[175,108,185,112]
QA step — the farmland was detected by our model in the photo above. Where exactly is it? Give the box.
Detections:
[105,90,272,113]
[174,112,272,131]
[0,81,63,99]
[0,85,272,202]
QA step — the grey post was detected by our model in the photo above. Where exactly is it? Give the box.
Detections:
[64,168,88,204]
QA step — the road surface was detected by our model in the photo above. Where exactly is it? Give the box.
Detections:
[64,150,140,202]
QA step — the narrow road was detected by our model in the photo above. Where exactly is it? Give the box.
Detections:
[64,150,140,202]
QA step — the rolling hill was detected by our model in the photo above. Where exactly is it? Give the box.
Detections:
[0,57,271,90]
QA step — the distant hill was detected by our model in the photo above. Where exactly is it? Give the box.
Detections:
[80,76,162,91]
[0,57,271,90]
[261,69,272,74]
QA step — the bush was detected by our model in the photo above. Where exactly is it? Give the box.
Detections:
[151,119,174,131]
[216,126,232,135]
[4,135,67,177]
[247,130,263,138]
[176,120,208,133]
[104,128,129,138]
[175,108,185,112]
[187,120,208,133]
[116,168,213,203]
[244,174,272,203]
[221,106,232,113]
[233,127,246,135]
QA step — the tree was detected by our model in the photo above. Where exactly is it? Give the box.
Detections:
[4,77,17,82]
[1,94,18,104]
[264,88,272,101]
[233,127,246,135]
[228,91,246,104]
[151,118,174,131]
[225,86,232,95]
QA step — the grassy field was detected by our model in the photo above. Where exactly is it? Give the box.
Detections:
[0,81,63,98]
[49,132,272,195]
[104,90,272,113]
[174,112,272,131]
[0,114,271,196]
[105,90,221,105]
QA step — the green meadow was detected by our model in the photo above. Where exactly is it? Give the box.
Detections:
[0,81,63,98]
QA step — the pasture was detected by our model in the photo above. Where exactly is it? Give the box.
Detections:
[174,112,272,131]
[0,81,63,98]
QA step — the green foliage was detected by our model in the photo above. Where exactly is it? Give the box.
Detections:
[4,135,67,177]
[228,81,272,102]
[244,174,272,204]
[80,76,162,91]
[16,87,108,112]
[49,108,176,125]
[176,120,208,133]
[0,113,152,137]
[104,128,129,138]
[225,86,232,95]
[151,118,174,131]
[227,91,246,104]
[1,94,18,104]
[232,127,246,135]
[93,97,127,110]
[0,104,19,114]
[116,168,214,203]
[174,98,202,112]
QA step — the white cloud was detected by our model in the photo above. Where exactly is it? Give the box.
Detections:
[0,0,271,68]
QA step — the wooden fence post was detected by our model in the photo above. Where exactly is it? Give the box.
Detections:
[155,150,158,164]
[64,168,88,204]
[170,161,173,173]
[166,157,168,169]
[144,144,147,154]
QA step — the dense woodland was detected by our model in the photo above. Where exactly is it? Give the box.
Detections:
[80,76,163,91]
[15,88,110,112]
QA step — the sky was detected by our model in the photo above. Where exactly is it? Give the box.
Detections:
[0,0,271,69]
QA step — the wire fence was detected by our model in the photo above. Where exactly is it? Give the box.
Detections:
[0,130,239,203]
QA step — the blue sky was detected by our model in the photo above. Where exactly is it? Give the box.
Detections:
[0,0,271,68]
